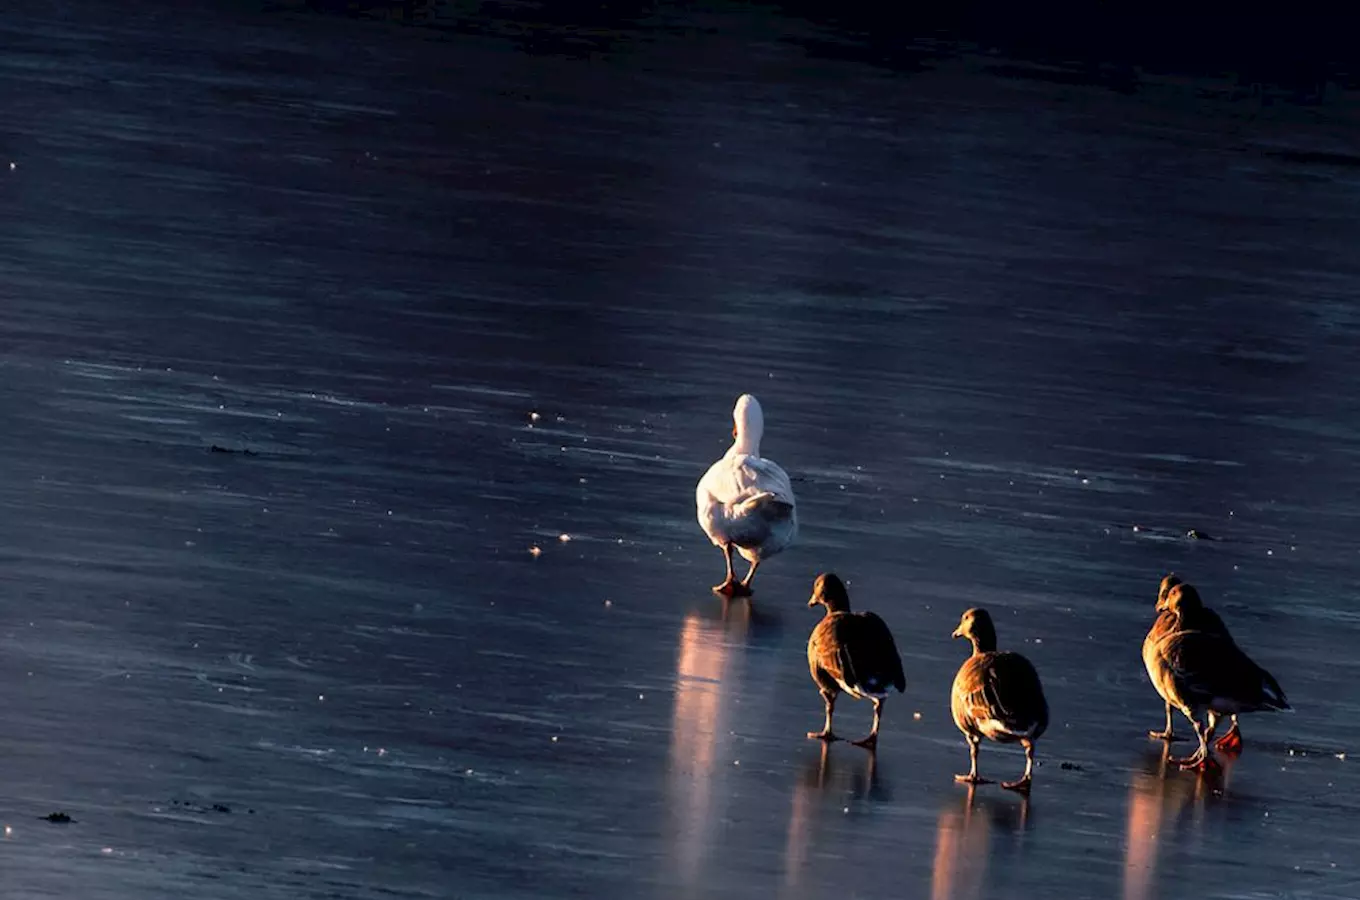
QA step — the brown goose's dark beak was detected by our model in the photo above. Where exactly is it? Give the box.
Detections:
[951,627,964,639]
[807,594,820,608]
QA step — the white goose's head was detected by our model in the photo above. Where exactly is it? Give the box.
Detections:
[732,394,764,454]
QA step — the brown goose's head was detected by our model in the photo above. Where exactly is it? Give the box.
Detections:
[1162,583,1205,624]
[808,573,851,613]
[952,607,997,653]
[1155,573,1184,611]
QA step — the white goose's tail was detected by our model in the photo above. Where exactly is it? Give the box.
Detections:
[736,491,794,521]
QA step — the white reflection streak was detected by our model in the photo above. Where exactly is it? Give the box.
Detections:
[665,605,749,893]
[931,788,989,900]
[1122,764,1165,900]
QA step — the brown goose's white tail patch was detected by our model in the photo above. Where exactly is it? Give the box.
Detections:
[1263,676,1291,711]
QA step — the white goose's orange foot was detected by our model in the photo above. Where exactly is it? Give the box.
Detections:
[1001,776,1032,793]
[954,774,992,785]
[807,730,839,742]
[713,580,750,597]
[850,734,878,750]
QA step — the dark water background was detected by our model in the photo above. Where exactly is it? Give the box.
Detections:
[3,2,1360,897]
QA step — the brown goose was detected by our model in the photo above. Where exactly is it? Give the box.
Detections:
[1143,573,1184,740]
[951,608,1049,792]
[805,573,906,749]
[1147,585,1290,770]
[1146,580,1250,751]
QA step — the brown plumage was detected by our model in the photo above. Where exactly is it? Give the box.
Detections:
[1143,573,1184,740]
[951,608,1049,793]
[805,573,906,749]
[1147,584,1290,770]
[1143,577,1248,750]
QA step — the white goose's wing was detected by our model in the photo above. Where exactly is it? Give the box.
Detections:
[698,454,794,506]
[735,455,795,505]
[696,453,796,545]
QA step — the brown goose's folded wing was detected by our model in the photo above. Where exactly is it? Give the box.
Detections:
[825,613,906,695]
[983,652,1049,738]
[1155,630,1287,711]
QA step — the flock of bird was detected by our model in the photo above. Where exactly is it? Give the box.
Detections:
[695,394,1291,792]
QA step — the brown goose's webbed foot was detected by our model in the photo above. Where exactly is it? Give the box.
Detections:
[1003,740,1037,792]
[851,699,882,749]
[956,738,986,785]
[1173,745,1219,770]
[954,774,993,785]
[1214,725,1243,753]
[1150,705,1181,741]
[1179,754,1221,773]
[807,730,840,742]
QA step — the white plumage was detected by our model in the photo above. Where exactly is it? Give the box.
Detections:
[696,394,798,595]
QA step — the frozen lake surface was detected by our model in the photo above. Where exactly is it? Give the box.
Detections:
[3,2,1360,897]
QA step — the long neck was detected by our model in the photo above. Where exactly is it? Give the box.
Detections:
[1176,606,1206,630]
[731,428,761,457]
[969,629,997,655]
[821,596,850,615]
[731,404,764,457]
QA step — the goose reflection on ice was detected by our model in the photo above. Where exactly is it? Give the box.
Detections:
[1121,743,1236,900]
[782,742,884,888]
[662,599,760,894]
[930,784,1030,900]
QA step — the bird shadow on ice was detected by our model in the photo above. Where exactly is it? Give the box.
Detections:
[798,740,889,802]
[782,741,892,887]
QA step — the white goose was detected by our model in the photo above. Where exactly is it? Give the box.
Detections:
[696,394,798,596]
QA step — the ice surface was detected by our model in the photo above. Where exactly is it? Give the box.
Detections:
[2,2,1360,898]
